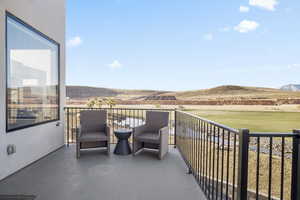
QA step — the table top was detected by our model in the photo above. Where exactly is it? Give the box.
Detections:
[114,128,132,134]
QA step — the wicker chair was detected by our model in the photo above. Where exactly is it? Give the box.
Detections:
[133,111,169,160]
[76,110,110,158]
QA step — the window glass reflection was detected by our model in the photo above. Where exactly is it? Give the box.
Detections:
[7,14,59,131]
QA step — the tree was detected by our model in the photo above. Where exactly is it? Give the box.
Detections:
[104,97,116,108]
[95,97,103,108]
[86,98,96,108]
[86,97,103,108]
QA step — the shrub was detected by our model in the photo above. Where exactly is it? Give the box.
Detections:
[104,97,117,108]
[86,97,103,108]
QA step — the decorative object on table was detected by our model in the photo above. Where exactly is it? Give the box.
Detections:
[133,111,169,160]
[76,110,111,158]
[114,129,132,155]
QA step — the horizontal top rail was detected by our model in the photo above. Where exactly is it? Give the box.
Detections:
[250,132,297,137]
[294,129,300,134]
[64,107,176,111]
[176,110,239,134]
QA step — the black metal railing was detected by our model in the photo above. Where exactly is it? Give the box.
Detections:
[176,110,240,200]
[64,107,175,145]
[64,107,300,200]
[175,110,300,200]
[245,131,299,200]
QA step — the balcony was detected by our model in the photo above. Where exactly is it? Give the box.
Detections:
[0,145,206,200]
[0,107,299,200]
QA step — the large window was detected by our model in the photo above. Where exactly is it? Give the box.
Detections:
[6,12,60,132]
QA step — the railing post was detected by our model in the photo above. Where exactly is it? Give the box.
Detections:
[174,110,177,148]
[66,107,69,147]
[237,128,250,200]
[291,129,300,200]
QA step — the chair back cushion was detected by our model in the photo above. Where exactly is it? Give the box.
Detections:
[145,111,169,132]
[80,110,107,133]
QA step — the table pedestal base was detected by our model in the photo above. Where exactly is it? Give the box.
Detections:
[114,139,131,155]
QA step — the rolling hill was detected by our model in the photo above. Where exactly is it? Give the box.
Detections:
[67,85,300,101]
[164,85,300,100]
[66,86,170,99]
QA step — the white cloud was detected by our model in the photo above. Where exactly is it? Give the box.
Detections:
[108,60,123,69]
[240,6,250,12]
[249,0,279,11]
[203,33,213,41]
[234,20,260,33]
[219,27,231,32]
[67,36,82,47]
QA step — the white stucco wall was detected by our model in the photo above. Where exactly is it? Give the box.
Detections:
[0,0,66,180]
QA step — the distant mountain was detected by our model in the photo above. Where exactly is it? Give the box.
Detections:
[164,85,295,99]
[280,84,300,92]
[66,86,119,99]
[66,86,169,99]
[66,85,300,101]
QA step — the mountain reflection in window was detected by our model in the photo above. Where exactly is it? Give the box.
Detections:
[6,13,59,132]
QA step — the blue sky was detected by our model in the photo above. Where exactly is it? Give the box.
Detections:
[66,0,300,91]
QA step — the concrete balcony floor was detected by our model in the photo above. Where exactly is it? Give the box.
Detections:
[0,145,206,200]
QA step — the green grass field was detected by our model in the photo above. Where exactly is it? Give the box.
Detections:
[66,103,300,132]
[188,110,300,132]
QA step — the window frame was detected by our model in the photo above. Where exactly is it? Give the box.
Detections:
[5,11,61,133]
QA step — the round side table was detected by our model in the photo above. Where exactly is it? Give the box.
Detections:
[114,129,132,155]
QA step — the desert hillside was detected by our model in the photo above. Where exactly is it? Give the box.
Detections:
[67,85,300,102]
[66,86,170,100]
[164,85,300,100]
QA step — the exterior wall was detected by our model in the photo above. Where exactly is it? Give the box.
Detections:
[0,0,66,180]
